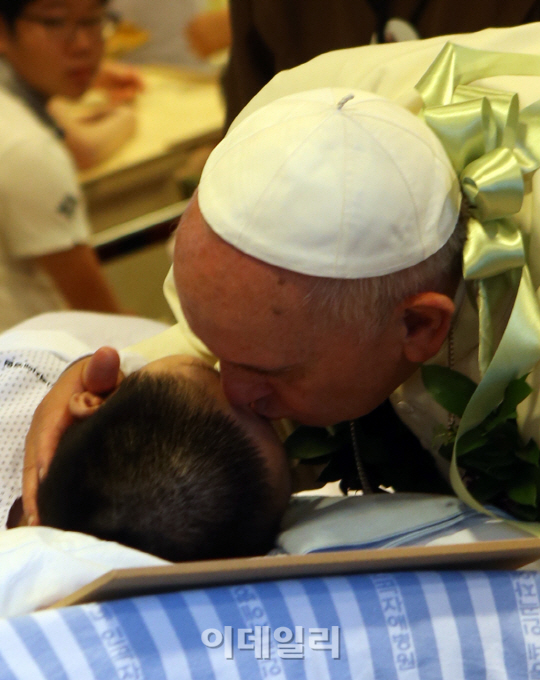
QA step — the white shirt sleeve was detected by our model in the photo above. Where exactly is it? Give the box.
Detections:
[0,133,90,258]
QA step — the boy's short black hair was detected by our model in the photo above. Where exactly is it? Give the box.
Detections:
[38,372,286,562]
[0,0,108,28]
[0,0,37,26]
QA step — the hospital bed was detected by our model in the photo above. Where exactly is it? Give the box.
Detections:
[3,569,540,680]
[3,494,540,679]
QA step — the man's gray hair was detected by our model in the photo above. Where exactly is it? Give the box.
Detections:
[304,213,468,336]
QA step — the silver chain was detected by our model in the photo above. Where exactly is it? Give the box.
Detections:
[349,419,374,494]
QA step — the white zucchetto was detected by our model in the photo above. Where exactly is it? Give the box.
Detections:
[199,88,461,278]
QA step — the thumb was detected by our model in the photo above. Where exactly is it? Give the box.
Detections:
[82,346,122,395]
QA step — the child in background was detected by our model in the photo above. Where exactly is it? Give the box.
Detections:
[0,0,133,329]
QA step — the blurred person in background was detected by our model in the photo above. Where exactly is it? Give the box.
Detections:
[0,0,130,331]
[109,0,230,73]
[222,0,540,129]
[47,56,143,170]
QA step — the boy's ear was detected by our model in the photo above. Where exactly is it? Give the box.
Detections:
[68,391,105,419]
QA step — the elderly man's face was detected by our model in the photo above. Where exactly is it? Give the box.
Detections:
[174,198,413,427]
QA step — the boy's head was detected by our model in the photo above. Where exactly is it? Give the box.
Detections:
[0,0,107,99]
[37,356,292,562]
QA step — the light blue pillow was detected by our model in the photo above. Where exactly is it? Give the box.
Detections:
[276,493,530,554]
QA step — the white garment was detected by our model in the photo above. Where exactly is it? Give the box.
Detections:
[0,312,170,618]
[231,22,540,127]
[0,88,90,331]
[0,526,167,618]
[0,331,88,530]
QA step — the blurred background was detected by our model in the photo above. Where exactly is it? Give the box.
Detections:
[3,0,540,326]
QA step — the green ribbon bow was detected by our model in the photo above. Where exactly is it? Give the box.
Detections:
[415,43,540,533]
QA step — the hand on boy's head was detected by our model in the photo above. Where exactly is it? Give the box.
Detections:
[23,346,122,525]
[81,345,122,394]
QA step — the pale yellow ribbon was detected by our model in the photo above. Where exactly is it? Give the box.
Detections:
[415,43,540,534]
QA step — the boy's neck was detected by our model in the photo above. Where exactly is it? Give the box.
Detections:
[0,57,63,136]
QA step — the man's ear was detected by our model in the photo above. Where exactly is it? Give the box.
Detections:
[400,292,455,364]
[68,391,105,419]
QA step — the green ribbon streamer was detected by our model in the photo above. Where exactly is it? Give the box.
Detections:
[414,43,540,534]
[463,218,524,280]
[450,267,540,535]
[416,43,540,108]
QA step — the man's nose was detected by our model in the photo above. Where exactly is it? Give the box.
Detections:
[220,363,272,407]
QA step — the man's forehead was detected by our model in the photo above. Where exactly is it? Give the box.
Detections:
[180,280,312,365]
[177,198,307,301]
[174,197,327,361]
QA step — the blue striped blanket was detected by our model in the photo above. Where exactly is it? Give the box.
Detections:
[2,569,540,679]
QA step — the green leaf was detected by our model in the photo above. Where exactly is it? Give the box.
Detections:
[467,475,505,503]
[486,423,521,456]
[285,426,345,460]
[516,440,540,467]
[432,424,456,449]
[460,455,517,479]
[506,502,539,521]
[455,425,489,456]
[507,478,537,507]
[421,365,477,417]
[501,374,533,415]
[484,375,533,431]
